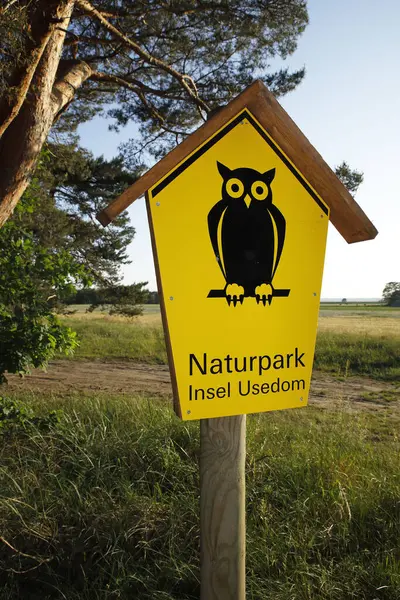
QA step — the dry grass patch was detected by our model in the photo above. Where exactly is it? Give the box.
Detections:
[318,316,400,337]
[64,304,162,326]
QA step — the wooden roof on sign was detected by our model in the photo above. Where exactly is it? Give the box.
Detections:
[97,80,377,243]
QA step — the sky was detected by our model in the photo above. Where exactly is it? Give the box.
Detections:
[78,0,399,299]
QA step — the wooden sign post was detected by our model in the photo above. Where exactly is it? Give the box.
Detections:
[200,416,246,600]
[97,80,377,598]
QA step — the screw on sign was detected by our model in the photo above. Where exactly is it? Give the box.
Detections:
[98,80,377,600]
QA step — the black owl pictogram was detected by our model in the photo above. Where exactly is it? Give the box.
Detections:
[208,162,286,306]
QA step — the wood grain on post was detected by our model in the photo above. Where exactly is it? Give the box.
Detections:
[200,415,246,600]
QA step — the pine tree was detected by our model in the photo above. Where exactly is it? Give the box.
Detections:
[0,0,309,226]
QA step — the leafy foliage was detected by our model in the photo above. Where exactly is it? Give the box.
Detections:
[0,396,62,434]
[67,287,160,306]
[0,145,140,382]
[85,283,150,317]
[382,282,400,306]
[0,191,82,382]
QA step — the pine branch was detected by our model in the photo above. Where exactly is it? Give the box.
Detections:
[75,0,210,115]
[90,71,187,135]
[90,71,183,101]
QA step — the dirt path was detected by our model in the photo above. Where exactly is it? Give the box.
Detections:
[6,360,172,396]
[5,359,399,413]
[310,372,399,412]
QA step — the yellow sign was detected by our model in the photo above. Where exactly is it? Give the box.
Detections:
[146,109,329,420]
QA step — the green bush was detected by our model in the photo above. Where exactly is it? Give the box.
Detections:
[0,396,62,434]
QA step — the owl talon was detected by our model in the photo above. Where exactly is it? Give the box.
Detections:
[255,284,273,306]
[225,284,245,307]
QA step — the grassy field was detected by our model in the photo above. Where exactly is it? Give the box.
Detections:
[61,305,400,380]
[0,391,399,599]
[0,304,399,598]
[320,303,393,311]
[67,317,167,363]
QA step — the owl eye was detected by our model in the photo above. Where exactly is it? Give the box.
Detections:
[226,178,244,198]
[251,181,268,201]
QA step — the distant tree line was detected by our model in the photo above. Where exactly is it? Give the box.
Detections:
[146,291,160,305]
[66,286,159,306]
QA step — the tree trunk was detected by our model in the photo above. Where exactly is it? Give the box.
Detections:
[51,60,93,122]
[0,0,76,228]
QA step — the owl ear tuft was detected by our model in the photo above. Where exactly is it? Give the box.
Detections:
[217,161,231,179]
[263,168,276,184]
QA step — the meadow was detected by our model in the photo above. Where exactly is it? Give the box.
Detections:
[0,304,399,599]
[65,304,400,380]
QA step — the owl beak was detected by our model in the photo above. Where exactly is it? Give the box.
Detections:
[244,194,252,208]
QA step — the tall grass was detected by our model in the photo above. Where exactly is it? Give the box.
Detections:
[0,391,399,599]
[66,318,167,363]
[64,317,400,380]
[315,331,400,380]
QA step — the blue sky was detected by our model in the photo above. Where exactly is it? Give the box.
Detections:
[79,0,399,298]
